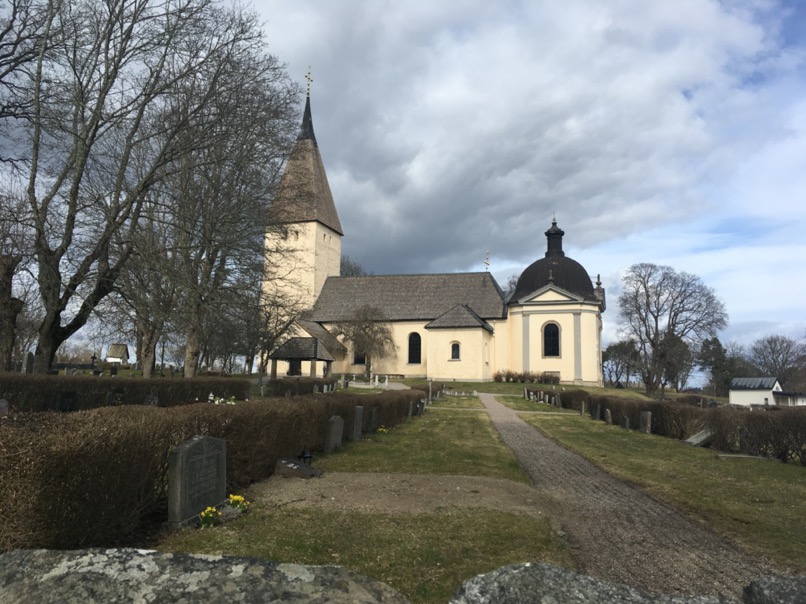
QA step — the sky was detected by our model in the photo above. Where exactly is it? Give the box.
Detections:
[254,0,806,348]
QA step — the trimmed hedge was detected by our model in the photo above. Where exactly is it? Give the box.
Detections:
[0,374,249,412]
[524,387,806,464]
[261,377,338,397]
[0,389,425,551]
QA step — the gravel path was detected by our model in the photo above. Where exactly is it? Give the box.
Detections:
[478,393,777,599]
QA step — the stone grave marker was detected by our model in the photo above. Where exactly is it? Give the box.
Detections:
[0,399,8,417]
[274,458,322,479]
[417,399,426,415]
[604,408,612,424]
[312,385,319,394]
[579,401,586,416]
[620,416,630,430]
[167,436,227,528]
[106,388,125,406]
[57,391,78,412]
[408,401,413,418]
[367,406,379,433]
[24,352,34,374]
[352,406,363,441]
[109,365,118,376]
[592,403,601,421]
[639,411,652,434]
[325,415,344,453]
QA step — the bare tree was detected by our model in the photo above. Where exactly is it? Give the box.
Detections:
[0,191,32,370]
[618,263,727,397]
[331,305,396,379]
[602,339,638,387]
[0,0,48,165]
[340,255,370,277]
[749,335,806,388]
[9,0,290,373]
[165,42,298,377]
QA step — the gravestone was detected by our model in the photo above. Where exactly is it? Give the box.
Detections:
[579,402,586,416]
[24,352,34,374]
[604,409,612,425]
[106,388,125,406]
[110,365,118,376]
[352,406,363,441]
[167,436,227,528]
[0,399,8,417]
[592,403,601,421]
[367,406,379,433]
[620,416,630,430]
[417,399,426,415]
[639,411,652,434]
[312,385,319,394]
[325,415,344,453]
[408,401,413,418]
[57,391,78,412]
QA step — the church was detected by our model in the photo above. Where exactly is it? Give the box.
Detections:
[264,92,605,386]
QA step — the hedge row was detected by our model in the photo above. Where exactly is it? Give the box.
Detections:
[0,374,250,412]
[261,377,338,397]
[0,389,425,551]
[494,371,560,384]
[526,388,806,464]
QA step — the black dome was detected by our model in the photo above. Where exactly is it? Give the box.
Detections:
[510,221,595,303]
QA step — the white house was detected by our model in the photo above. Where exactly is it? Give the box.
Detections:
[105,343,130,366]
[728,377,782,407]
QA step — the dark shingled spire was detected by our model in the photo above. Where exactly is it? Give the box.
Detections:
[267,88,343,235]
[298,94,317,145]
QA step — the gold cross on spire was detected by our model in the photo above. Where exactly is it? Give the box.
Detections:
[305,66,313,96]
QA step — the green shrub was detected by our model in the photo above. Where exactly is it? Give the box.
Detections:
[260,377,338,397]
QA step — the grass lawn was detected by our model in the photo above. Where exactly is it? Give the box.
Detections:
[497,395,578,413]
[316,409,527,482]
[158,508,570,603]
[429,394,484,409]
[523,413,806,571]
[156,405,567,603]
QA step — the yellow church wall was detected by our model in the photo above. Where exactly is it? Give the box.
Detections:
[264,221,341,311]
[507,302,602,386]
[425,328,491,381]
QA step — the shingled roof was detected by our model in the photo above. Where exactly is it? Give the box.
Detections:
[269,337,334,361]
[298,320,346,354]
[308,273,506,322]
[425,304,494,332]
[267,95,343,235]
[730,377,780,390]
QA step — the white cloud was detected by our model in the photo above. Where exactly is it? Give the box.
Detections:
[256,0,806,343]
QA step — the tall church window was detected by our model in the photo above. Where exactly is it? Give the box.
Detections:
[543,323,560,357]
[450,342,461,360]
[408,333,422,364]
[353,350,366,365]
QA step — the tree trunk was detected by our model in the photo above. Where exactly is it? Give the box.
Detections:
[139,326,161,379]
[0,255,23,371]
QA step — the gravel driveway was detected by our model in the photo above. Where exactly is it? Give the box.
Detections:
[478,393,777,599]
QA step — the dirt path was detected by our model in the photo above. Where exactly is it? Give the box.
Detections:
[477,392,776,598]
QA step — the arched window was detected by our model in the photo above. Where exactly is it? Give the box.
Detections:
[543,323,560,357]
[451,342,461,360]
[408,333,422,364]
